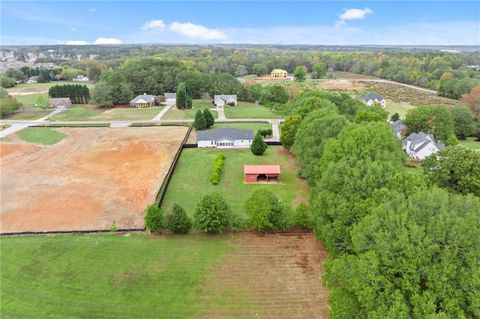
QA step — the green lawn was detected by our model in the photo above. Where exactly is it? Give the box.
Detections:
[50,106,163,121]
[0,234,230,318]
[2,107,50,120]
[162,99,218,120]
[15,93,49,106]
[16,127,66,145]
[211,122,272,135]
[458,137,480,150]
[161,147,308,220]
[49,105,104,121]
[385,99,416,119]
[223,102,281,119]
[7,81,94,95]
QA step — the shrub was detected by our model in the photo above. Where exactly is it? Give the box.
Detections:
[194,193,231,233]
[0,77,16,88]
[165,204,192,234]
[390,112,400,122]
[110,220,118,233]
[258,128,273,138]
[209,153,225,185]
[194,110,207,130]
[294,204,313,230]
[144,204,164,232]
[250,132,267,155]
[203,108,215,128]
[245,190,286,231]
[0,98,21,117]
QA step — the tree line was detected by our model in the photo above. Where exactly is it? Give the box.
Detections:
[48,84,90,104]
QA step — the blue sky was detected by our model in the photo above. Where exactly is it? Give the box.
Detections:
[1,1,479,45]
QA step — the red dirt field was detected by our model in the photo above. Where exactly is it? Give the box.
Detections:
[0,127,188,233]
[201,232,330,319]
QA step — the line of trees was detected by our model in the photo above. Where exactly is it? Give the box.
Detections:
[48,84,90,104]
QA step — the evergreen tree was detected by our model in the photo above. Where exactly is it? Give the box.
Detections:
[250,132,267,155]
[176,82,192,109]
[203,108,215,128]
[194,110,207,130]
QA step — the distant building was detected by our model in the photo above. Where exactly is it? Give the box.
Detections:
[390,120,407,139]
[360,93,386,108]
[50,98,72,111]
[214,95,237,107]
[271,69,288,78]
[26,76,38,84]
[244,165,281,183]
[403,132,445,160]
[164,93,176,103]
[129,93,156,108]
[72,75,89,82]
[197,128,253,149]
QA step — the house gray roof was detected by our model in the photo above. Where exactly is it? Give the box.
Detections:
[130,93,155,104]
[197,128,253,142]
[361,93,385,102]
[403,132,443,152]
[164,93,176,100]
[49,98,72,108]
[214,95,237,105]
[390,120,407,133]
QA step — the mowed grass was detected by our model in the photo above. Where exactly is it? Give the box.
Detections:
[162,99,217,120]
[50,105,163,121]
[49,105,103,121]
[458,137,480,150]
[212,122,272,134]
[385,99,416,119]
[16,127,66,145]
[0,234,230,318]
[161,146,308,219]
[223,102,281,119]
[7,81,94,95]
[15,92,48,106]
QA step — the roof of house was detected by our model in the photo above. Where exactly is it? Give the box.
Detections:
[361,93,385,102]
[403,132,444,152]
[197,128,253,141]
[164,93,176,99]
[271,69,287,73]
[130,93,155,104]
[50,97,72,108]
[214,95,237,104]
[390,120,407,132]
[244,165,281,175]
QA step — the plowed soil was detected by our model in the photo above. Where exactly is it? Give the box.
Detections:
[0,127,188,233]
[201,232,329,319]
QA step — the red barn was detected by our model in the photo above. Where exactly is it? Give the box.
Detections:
[244,165,281,183]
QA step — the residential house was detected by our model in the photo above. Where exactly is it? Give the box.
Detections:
[271,69,288,78]
[197,128,253,149]
[214,95,237,107]
[403,132,445,160]
[50,98,72,111]
[390,120,407,139]
[244,165,281,183]
[73,75,89,82]
[129,93,156,107]
[26,76,38,84]
[360,93,386,108]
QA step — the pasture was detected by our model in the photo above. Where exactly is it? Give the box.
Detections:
[0,232,328,319]
[0,126,189,233]
[49,105,163,121]
[223,102,282,119]
[161,146,309,220]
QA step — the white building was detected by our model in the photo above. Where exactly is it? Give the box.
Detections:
[197,128,253,149]
[390,120,407,139]
[214,95,237,107]
[403,132,445,160]
[73,75,89,82]
[360,93,386,108]
[164,93,176,103]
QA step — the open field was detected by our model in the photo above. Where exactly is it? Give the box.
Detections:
[50,105,163,121]
[0,126,188,233]
[333,71,379,79]
[16,127,66,145]
[224,102,282,119]
[459,137,480,150]
[0,232,328,318]
[1,104,51,120]
[162,99,218,120]
[15,92,48,105]
[385,99,416,118]
[161,147,309,219]
[6,81,94,96]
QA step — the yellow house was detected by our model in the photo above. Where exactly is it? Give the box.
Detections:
[271,69,288,78]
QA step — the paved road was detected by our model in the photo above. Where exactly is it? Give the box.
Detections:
[0,124,29,138]
[338,78,437,94]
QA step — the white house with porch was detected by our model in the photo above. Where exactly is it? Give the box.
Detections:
[403,132,445,160]
[197,128,253,149]
[130,93,155,107]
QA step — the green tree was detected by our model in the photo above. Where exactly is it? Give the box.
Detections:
[90,82,114,107]
[294,203,313,230]
[175,82,193,109]
[245,190,286,231]
[311,62,328,79]
[280,115,302,150]
[0,97,21,117]
[404,105,455,141]
[293,66,307,82]
[144,204,164,233]
[390,112,400,122]
[422,145,480,196]
[450,106,475,139]
[209,73,242,95]
[250,132,267,155]
[111,82,133,104]
[252,63,268,76]
[194,193,231,233]
[194,110,207,130]
[0,77,16,88]
[203,108,215,128]
[165,204,192,234]
[355,106,389,123]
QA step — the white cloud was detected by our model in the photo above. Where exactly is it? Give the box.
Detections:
[71,27,78,32]
[66,40,88,45]
[141,20,166,31]
[94,37,123,44]
[337,8,373,26]
[89,8,96,13]
[168,22,227,40]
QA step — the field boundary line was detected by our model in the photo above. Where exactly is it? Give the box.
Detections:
[0,228,145,237]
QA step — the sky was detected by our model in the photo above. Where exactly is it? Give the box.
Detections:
[1,1,479,46]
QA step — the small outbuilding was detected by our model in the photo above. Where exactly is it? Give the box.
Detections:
[49,97,72,111]
[130,93,156,108]
[244,165,281,183]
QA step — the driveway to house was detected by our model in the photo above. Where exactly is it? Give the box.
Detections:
[152,100,175,121]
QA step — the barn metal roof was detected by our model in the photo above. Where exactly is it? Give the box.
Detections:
[244,165,281,175]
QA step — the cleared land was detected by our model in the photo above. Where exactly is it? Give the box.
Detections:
[0,232,328,319]
[162,99,218,120]
[2,104,50,120]
[161,147,309,219]
[0,126,188,233]
[6,81,94,96]
[459,137,480,150]
[50,105,163,121]
[223,102,282,119]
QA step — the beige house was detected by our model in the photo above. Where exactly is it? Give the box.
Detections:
[271,69,288,78]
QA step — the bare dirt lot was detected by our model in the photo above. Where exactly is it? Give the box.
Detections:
[0,127,188,233]
[201,232,329,319]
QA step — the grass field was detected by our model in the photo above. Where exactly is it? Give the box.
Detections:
[224,102,281,119]
[16,127,66,145]
[161,146,308,221]
[1,106,50,120]
[385,99,416,119]
[162,100,218,120]
[50,105,162,121]
[212,122,272,133]
[6,81,94,95]
[458,137,480,150]
[49,105,103,121]
[15,92,48,106]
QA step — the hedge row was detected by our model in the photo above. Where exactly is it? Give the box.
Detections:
[210,153,225,185]
[258,128,273,137]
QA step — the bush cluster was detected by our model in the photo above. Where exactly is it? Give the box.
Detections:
[165,204,192,234]
[209,153,225,185]
[245,190,286,231]
[293,204,313,230]
[194,193,231,233]
[258,128,273,137]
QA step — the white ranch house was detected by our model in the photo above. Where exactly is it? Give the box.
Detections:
[403,132,445,160]
[360,93,386,108]
[197,128,253,149]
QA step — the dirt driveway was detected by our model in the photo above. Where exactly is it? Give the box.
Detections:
[0,127,188,233]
